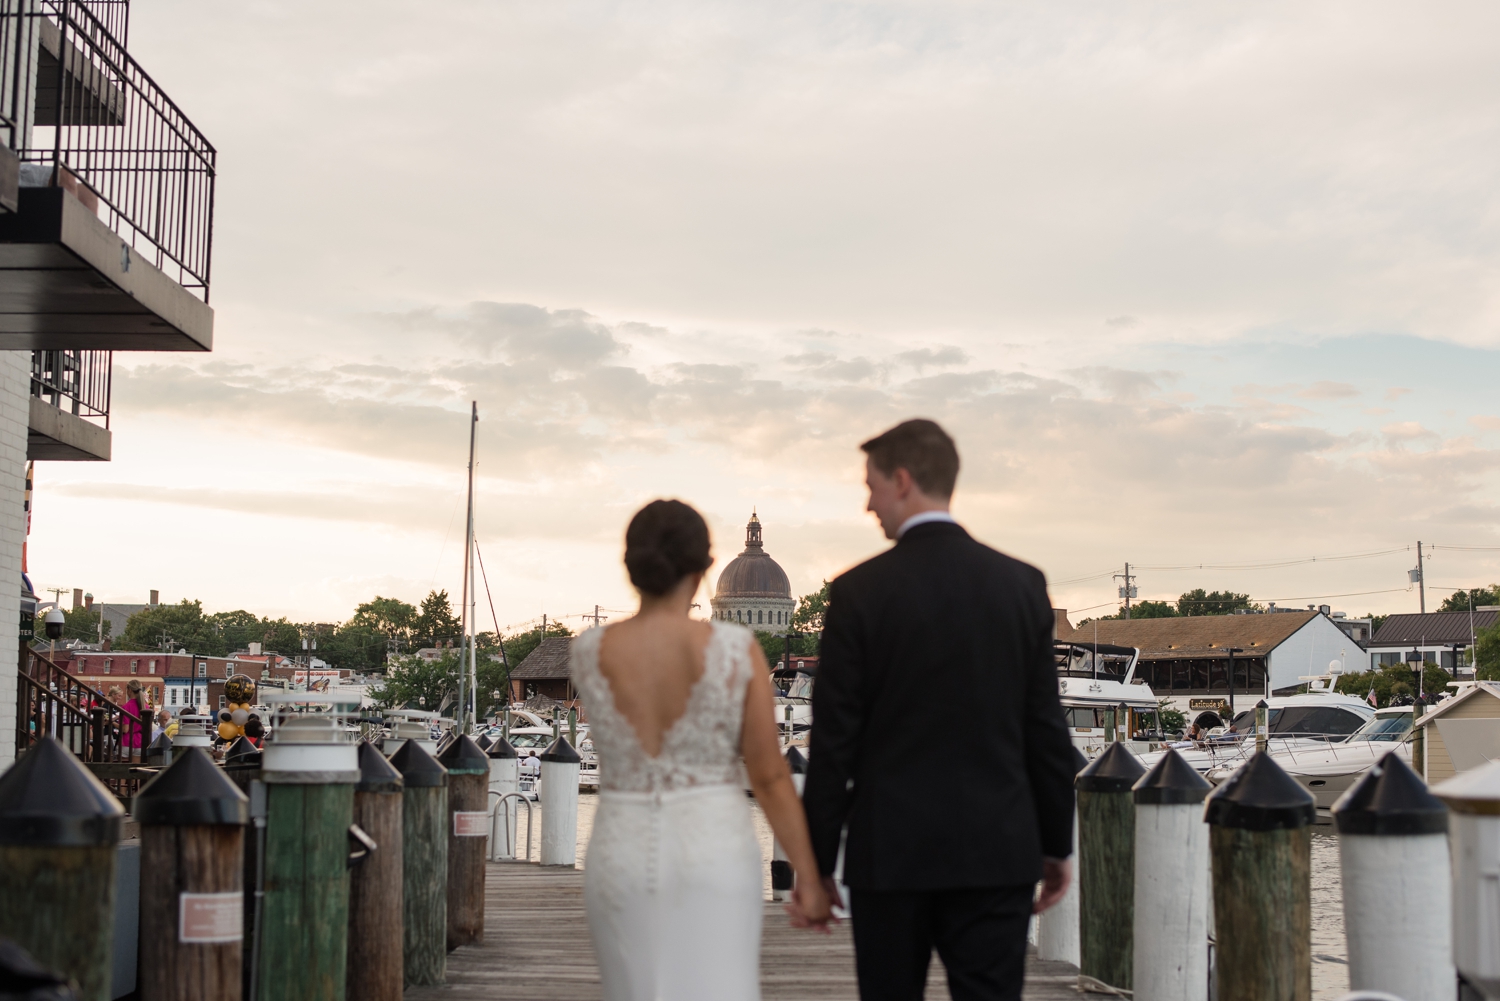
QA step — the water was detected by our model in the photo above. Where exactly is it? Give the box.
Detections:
[554,793,1353,996]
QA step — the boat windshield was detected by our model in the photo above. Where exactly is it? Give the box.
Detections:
[1231,705,1366,737]
[1347,713,1413,742]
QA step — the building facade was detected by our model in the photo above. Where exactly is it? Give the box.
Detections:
[710,512,795,632]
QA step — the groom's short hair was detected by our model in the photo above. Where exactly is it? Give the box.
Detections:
[861,419,960,499]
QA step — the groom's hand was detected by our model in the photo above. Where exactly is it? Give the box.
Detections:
[784,877,840,932]
[1033,858,1072,914]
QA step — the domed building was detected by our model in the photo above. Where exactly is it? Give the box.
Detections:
[711,511,796,632]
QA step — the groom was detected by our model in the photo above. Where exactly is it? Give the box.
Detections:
[801,419,1076,1001]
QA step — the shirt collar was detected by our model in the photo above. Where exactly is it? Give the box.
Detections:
[895,510,958,539]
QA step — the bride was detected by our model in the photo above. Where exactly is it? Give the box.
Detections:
[570,499,833,1001]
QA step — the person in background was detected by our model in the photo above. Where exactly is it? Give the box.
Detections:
[152,709,172,743]
[121,679,146,762]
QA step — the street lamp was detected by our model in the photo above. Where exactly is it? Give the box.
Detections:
[1407,648,1427,774]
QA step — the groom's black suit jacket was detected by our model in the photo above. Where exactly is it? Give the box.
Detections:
[803,521,1075,891]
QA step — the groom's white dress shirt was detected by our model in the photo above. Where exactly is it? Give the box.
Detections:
[895,510,957,538]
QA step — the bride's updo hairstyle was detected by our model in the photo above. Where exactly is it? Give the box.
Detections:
[624,499,713,596]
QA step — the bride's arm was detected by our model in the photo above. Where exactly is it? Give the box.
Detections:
[741,640,833,929]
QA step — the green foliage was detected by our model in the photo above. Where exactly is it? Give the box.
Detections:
[348,596,419,653]
[1440,586,1500,613]
[1366,613,1388,635]
[414,590,463,648]
[1334,659,1454,707]
[1156,699,1186,733]
[122,599,222,654]
[790,582,831,634]
[1175,589,1261,616]
[1123,600,1179,619]
[498,621,573,670]
[1477,622,1500,681]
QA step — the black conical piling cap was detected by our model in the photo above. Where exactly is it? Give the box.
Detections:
[1333,751,1448,836]
[145,730,173,764]
[434,731,455,756]
[1075,742,1146,793]
[475,733,493,752]
[389,738,449,788]
[134,746,249,826]
[1133,748,1213,805]
[785,745,808,774]
[0,736,124,846]
[540,736,581,764]
[438,734,490,775]
[1204,751,1316,831]
[356,740,403,793]
[486,735,517,760]
[224,736,260,766]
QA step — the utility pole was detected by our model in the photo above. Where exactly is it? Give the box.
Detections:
[1417,541,1426,615]
[1115,563,1137,619]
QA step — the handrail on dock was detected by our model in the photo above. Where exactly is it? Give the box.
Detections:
[489,790,534,863]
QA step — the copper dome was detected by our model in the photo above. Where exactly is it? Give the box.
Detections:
[715,513,792,598]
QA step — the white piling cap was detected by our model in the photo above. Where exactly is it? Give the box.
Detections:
[1432,758,1500,815]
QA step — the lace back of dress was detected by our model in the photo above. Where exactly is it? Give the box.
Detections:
[571,621,752,793]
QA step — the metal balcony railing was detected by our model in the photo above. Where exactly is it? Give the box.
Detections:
[18,648,152,801]
[31,348,110,425]
[4,0,214,298]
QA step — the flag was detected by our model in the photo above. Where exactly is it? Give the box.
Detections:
[1367,686,1378,707]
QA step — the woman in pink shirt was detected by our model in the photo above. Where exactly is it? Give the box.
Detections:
[121,679,146,761]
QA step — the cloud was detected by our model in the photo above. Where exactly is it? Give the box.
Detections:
[896,346,968,371]
[1105,316,1139,329]
[1297,381,1360,400]
[1471,415,1500,431]
[1386,388,1414,402]
[1381,421,1438,443]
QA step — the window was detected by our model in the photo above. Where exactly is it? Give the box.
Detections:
[1273,706,1366,736]
[130,660,138,675]
[103,659,112,674]
[225,663,234,677]
[218,696,227,709]
[758,610,764,624]
[78,657,88,669]
[197,663,207,678]
[148,660,156,675]
[169,687,179,706]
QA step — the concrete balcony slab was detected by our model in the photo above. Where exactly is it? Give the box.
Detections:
[0,187,212,351]
[27,395,111,461]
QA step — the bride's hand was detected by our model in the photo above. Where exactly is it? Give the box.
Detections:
[784,876,837,932]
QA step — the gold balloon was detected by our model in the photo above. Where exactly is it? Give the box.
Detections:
[218,721,240,741]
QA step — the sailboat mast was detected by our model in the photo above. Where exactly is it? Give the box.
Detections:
[460,401,478,732]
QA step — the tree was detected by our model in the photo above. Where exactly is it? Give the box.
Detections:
[1477,622,1500,681]
[414,590,463,649]
[371,651,459,712]
[1176,589,1260,616]
[1440,586,1500,613]
[45,605,106,642]
[1156,699,1186,733]
[1335,659,1454,707]
[122,600,226,655]
[348,596,419,654]
[319,622,389,672]
[790,582,831,634]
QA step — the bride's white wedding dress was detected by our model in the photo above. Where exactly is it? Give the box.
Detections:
[571,621,764,1001]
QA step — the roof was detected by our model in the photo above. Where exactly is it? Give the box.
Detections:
[508,637,574,680]
[1371,611,1499,647]
[1415,682,1500,728]
[1067,611,1320,660]
[715,512,791,599]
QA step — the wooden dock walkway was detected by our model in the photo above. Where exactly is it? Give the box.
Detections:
[404,862,1081,1000]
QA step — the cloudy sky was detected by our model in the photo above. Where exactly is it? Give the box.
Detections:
[27,0,1500,631]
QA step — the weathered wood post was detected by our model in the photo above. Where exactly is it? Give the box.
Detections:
[771,746,807,901]
[257,714,360,1001]
[486,735,519,859]
[1104,706,1117,743]
[1038,749,1088,967]
[539,736,580,866]
[1255,699,1269,754]
[1132,748,1212,1001]
[146,730,174,767]
[135,746,250,1001]
[438,735,490,951]
[347,740,403,1001]
[1332,751,1452,1000]
[388,739,448,986]
[1432,758,1500,999]
[0,736,124,1001]
[1076,742,1144,993]
[1204,751,1315,1001]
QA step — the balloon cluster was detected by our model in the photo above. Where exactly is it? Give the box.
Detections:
[217,674,265,743]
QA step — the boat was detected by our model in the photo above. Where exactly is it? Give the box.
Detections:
[1203,706,1414,816]
[772,665,814,743]
[1054,641,1159,757]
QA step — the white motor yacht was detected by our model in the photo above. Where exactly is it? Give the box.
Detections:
[1204,706,1414,816]
[1055,641,1159,757]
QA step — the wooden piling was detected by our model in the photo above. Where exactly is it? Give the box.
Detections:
[1132,748,1212,1001]
[1075,742,1143,994]
[0,736,125,1001]
[439,735,490,951]
[1205,751,1315,1001]
[348,741,404,1001]
[135,746,250,1001]
[389,739,448,986]
[1433,760,1500,998]
[256,718,361,1001]
[539,736,580,867]
[222,739,262,1001]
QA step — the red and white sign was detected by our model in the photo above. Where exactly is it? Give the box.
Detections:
[454,811,489,837]
[179,891,243,943]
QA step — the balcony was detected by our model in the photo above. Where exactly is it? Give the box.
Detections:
[0,0,213,352]
[28,346,109,459]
